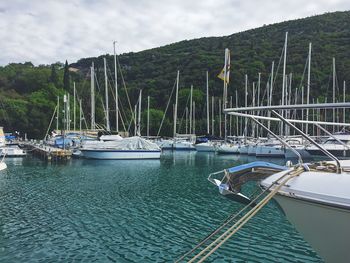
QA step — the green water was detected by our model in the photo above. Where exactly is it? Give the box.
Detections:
[0,152,321,262]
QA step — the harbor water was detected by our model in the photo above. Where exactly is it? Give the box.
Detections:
[0,152,322,262]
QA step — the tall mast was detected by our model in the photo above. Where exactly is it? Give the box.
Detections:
[147,95,150,137]
[333,57,336,133]
[67,93,70,131]
[219,98,222,138]
[268,61,274,131]
[206,71,210,134]
[90,62,95,130]
[281,32,288,135]
[56,96,59,131]
[189,85,193,134]
[113,41,119,132]
[235,90,239,136]
[244,74,248,137]
[211,96,214,136]
[193,101,196,134]
[73,82,76,131]
[79,99,82,133]
[223,48,229,141]
[252,82,255,138]
[137,89,142,136]
[185,107,188,134]
[104,57,110,131]
[257,73,261,137]
[229,96,232,136]
[306,42,312,134]
[173,71,179,137]
[344,81,346,124]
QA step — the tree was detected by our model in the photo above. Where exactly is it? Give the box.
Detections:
[49,64,59,87]
[63,60,70,91]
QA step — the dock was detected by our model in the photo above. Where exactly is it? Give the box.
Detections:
[20,141,72,161]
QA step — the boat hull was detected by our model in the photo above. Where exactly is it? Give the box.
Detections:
[274,194,350,263]
[256,145,284,157]
[195,143,215,152]
[216,144,240,154]
[81,149,161,159]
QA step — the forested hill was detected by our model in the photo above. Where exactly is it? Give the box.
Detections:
[1,11,350,138]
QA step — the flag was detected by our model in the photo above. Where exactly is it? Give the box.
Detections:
[217,48,230,84]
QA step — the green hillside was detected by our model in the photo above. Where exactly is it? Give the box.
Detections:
[1,11,349,138]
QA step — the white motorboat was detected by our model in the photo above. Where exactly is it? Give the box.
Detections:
[80,136,161,159]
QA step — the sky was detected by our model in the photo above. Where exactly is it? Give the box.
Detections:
[0,0,349,65]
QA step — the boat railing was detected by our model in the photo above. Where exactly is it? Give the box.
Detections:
[224,102,350,173]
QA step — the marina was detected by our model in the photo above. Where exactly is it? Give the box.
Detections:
[0,3,349,262]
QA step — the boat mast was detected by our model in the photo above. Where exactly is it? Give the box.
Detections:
[113,41,119,132]
[173,71,179,137]
[306,42,312,134]
[244,74,248,138]
[235,90,239,136]
[193,101,196,134]
[73,82,76,132]
[90,62,95,130]
[281,32,288,135]
[137,89,142,136]
[147,95,150,137]
[79,99,82,133]
[56,96,59,131]
[185,107,188,134]
[211,96,214,136]
[67,93,70,131]
[257,73,261,137]
[219,98,222,137]
[268,61,274,131]
[252,82,255,138]
[189,85,193,134]
[333,57,336,133]
[344,81,346,124]
[104,57,110,131]
[206,71,210,134]
[229,96,232,136]
[223,48,229,141]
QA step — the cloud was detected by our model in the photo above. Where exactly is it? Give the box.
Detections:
[0,0,349,65]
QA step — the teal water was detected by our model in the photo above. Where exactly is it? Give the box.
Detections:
[0,153,322,262]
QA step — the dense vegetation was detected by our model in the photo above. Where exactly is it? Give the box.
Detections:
[0,11,349,138]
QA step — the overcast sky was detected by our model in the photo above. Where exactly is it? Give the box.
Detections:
[0,0,349,65]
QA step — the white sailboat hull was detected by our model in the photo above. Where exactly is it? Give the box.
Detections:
[256,145,284,157]
[0,146,26,157]
[173,141,195,150]
[80,149,161,159]
[274,194,350,263]
[195,142,215,152]
[216,143,239,154]
[247,145,256,156]
[239,145,249,154]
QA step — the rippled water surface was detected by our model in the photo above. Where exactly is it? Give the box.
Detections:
[0,153,322,262]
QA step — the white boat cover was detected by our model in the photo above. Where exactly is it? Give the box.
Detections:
[82,136,160,151]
